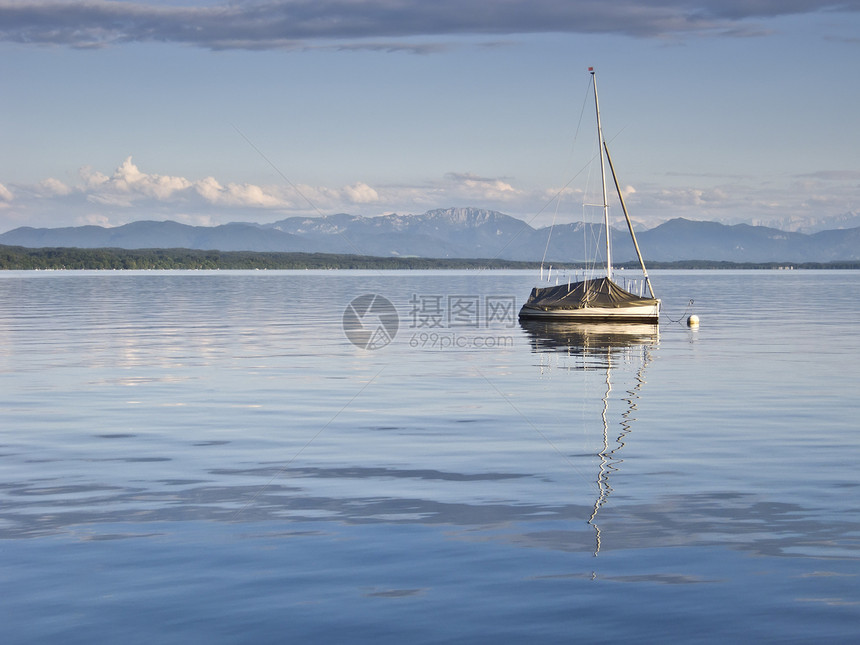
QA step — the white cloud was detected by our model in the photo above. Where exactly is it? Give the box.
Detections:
[341,182,379,204]
[75,213,112,227]
[194,176,284,208]
[796,170,860,182]
[173,213,216,227]
[52,157,386,217]
[194,176,225,204]
[87,192,134,208]
[3,157,859,233]
[539,186,584,202]
[110,156,192,200]
[647,186,735,209]
[80,166,110,188]
[73,157,288,210]
[224,183,285,208]
[444,172,520,201]
[37,177,72,196]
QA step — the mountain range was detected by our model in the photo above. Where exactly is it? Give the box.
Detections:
[2,207,859,263]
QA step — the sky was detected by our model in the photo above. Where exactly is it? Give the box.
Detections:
[1,0,859,234]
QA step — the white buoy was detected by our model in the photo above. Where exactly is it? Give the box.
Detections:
[687,314,700,328]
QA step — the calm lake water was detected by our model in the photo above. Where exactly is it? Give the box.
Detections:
[1,269,858,643]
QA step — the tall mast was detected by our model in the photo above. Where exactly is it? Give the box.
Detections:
[590,67,611,279]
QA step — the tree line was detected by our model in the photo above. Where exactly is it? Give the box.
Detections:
[0,245,546,270]
[1,245,857,271]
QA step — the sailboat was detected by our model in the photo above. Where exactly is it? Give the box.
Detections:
[519,68,660,324]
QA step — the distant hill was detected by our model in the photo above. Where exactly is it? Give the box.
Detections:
[2,207,858,262]
[637,219,860,263]
[0,220,306,253]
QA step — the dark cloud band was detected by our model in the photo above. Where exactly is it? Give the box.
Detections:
[1,0,857,50]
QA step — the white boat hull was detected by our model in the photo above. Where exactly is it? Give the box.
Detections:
[519,301,660,323]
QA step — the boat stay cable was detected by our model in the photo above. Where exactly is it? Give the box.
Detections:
[540,78,593,274]
[603,142,656,298]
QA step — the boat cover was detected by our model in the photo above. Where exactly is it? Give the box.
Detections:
[520,277,658,312]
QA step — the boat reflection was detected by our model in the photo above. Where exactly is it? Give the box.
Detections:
[520,320,658,354]
[520,319,657,558]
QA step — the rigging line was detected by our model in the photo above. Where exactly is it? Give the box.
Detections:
[476,153,600,273]
[473,365,598,493]
[583,136,599,275]
[471,76,596,276]
[231,123,372,261]
[582,125,630,277]
[229,363,388,521]
[541,72,593,273]
[572,73,593,154]
[232,123,326,218]
[540,194,562,270]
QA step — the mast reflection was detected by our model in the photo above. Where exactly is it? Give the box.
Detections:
[520,320,658,557]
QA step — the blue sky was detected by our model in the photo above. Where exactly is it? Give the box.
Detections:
[1,0,859,233]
